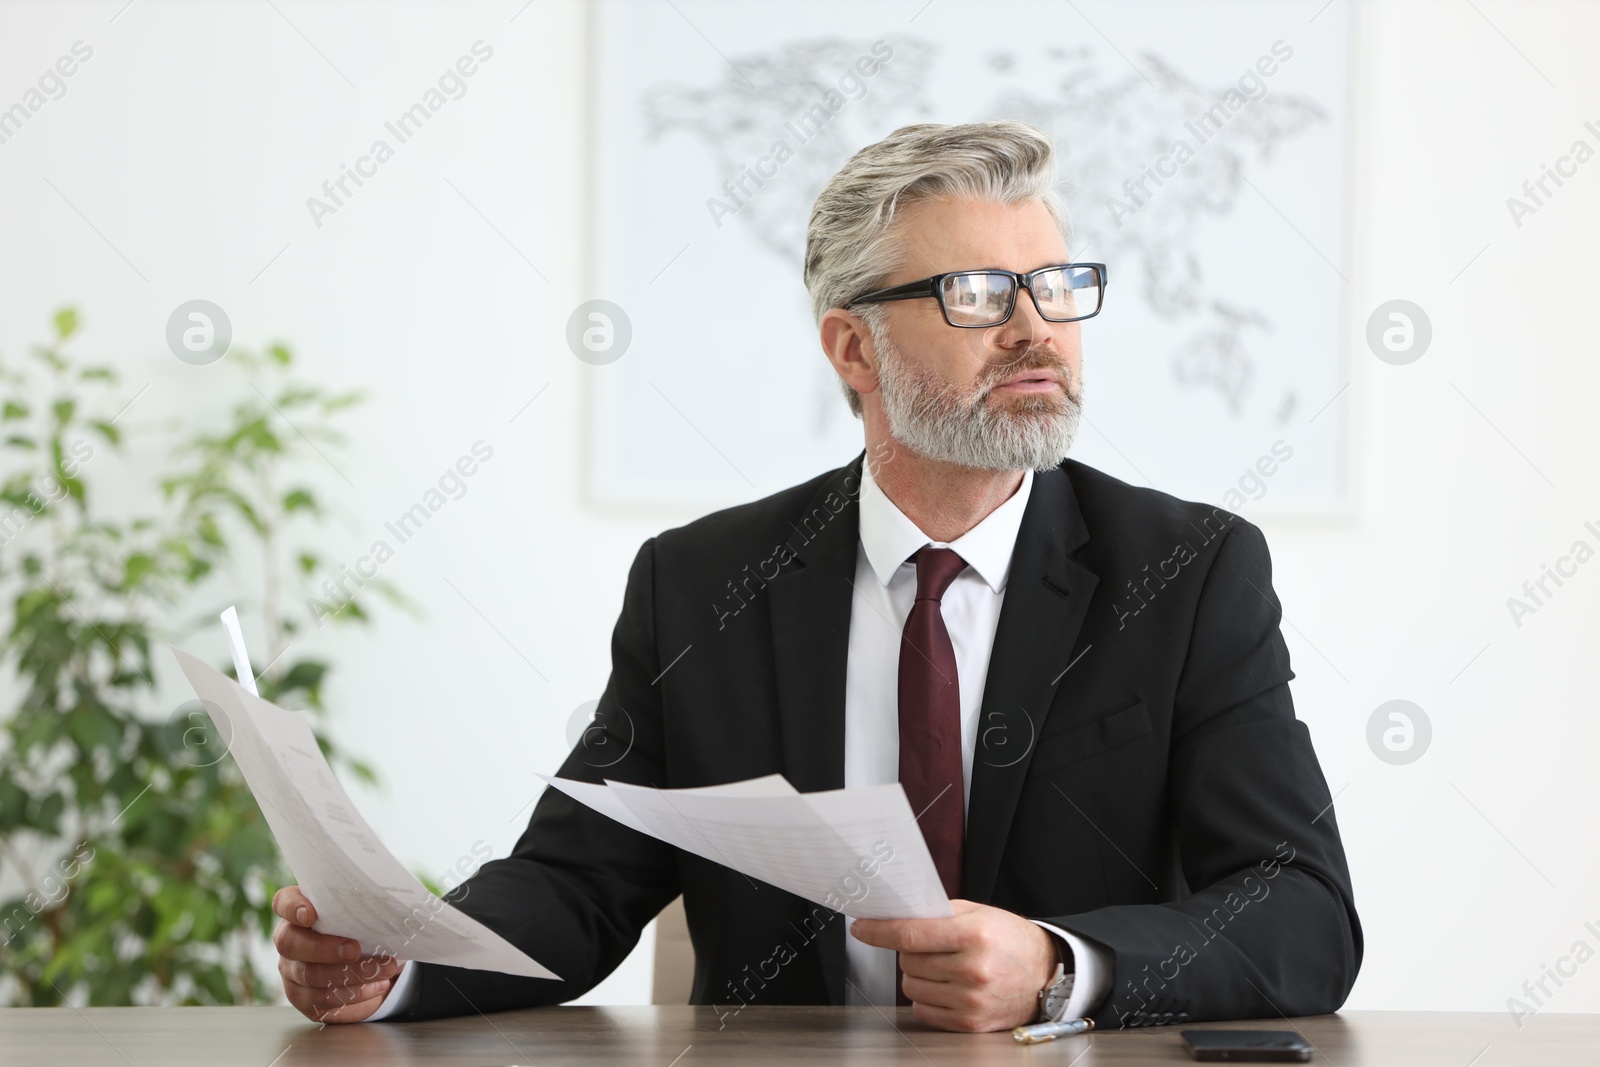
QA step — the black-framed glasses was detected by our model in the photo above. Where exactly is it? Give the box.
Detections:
[848,262,1108,328]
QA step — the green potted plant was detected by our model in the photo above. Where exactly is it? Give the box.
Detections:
[0,308,402,1005]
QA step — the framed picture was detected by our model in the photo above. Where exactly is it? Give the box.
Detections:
[584,0,1352,517]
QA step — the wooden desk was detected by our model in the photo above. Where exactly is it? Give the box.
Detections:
[0,1006,1588,1065]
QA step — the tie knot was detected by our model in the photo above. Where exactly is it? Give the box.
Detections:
[911,546,967,602]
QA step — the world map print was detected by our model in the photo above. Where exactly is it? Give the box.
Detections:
[589,2,1349,512]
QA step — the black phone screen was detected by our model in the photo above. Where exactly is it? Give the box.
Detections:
[1180,1029,1315,1062]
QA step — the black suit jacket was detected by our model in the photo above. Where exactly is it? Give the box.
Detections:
[398,455,1361,1028]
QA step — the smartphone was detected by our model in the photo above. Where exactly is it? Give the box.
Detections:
[1181,1030,1314,1062]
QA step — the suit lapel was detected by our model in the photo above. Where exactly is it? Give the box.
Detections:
[768,458,863,794]
[962,464,1097,902]
[766,456,863,1004]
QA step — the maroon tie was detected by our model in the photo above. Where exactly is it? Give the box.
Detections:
[896,547,967,1005]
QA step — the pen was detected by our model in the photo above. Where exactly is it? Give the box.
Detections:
[220,605,258,696]
[1013,1017,1095,1044]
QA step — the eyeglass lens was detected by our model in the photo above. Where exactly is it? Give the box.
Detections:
[938,266,1102,325]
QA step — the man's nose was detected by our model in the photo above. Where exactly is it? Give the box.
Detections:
[997,286,1055,348]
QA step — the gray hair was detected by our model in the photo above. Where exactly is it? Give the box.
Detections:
[803,120,1072,416]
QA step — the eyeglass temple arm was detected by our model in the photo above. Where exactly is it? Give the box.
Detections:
[848,277,941,306]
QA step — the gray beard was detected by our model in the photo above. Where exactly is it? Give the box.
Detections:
[871,324,1082,472]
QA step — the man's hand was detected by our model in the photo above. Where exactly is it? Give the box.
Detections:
[271,886,403,1023]
[849,899,1060,1032]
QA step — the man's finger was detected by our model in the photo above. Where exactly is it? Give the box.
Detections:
[910,999,992,1034]
[896,948,977,983]
[301,979,394,1012]
[273,920,363,964]
[900,972,976,1012]
[284,979,392,1024]
[850,916,966,954]
[283,974,392,1013]
[271,886,318,927]
[280,955,402,989]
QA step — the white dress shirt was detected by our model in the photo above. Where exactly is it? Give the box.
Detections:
[840,463,1109,1018]
[373,462,1110,1022]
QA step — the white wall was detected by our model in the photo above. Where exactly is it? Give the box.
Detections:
[1,0,1595,1016]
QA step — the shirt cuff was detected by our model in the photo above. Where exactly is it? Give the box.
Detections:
[363,959,420,1022]
[1031,920,1112,1021]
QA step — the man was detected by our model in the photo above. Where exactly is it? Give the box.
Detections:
[271,120,1360,1033]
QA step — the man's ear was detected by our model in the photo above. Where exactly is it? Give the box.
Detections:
[819,308,881,400]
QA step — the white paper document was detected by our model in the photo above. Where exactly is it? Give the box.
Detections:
[173,647,558,981]
[538,772,953,921]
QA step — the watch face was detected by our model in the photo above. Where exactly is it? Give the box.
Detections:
[1042,972,1076,1020]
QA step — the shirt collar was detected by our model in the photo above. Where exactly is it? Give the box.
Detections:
[858,460,1034,595]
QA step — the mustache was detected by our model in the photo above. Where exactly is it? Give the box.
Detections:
[978,349,1074,394]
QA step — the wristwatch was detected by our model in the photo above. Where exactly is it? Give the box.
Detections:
[1036,938,1076,1022]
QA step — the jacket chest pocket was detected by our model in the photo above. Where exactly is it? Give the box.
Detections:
[1024,700,1153,778]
